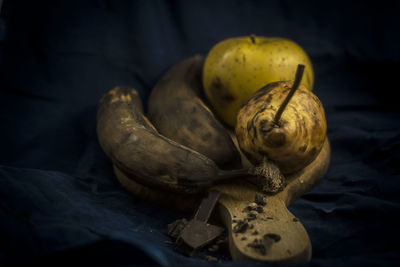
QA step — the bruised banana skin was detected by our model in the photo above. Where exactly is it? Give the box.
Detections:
[148,55,241,169]
[97,86,251,193]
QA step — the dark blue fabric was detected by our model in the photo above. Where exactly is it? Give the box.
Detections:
[1,0,399,266]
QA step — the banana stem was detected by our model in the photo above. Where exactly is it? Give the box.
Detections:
[216,165,277,180]
[273,64,305,126]
[217,168,254,181]
[216,163,285,193]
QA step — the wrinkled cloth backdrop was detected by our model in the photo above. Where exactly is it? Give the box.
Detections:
[0,0,399,266]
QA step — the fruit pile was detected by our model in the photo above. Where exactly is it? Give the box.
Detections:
[96,35,327,195]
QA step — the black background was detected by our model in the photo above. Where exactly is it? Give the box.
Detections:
[1,0,399,266]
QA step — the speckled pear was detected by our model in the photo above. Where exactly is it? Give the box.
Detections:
[235,65,326,174]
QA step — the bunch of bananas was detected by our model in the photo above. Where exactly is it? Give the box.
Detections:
[96,37,328,198]
[98,56,255,194]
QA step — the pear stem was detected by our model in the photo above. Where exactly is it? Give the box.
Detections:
[273,64,305,126]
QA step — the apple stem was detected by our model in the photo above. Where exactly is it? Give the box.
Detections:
[273,64,305,126]
[250,34,256,44]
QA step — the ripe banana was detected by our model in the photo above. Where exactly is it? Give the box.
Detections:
[96,86,262,193]
[147,55,241,169]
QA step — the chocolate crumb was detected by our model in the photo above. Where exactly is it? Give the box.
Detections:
[247,234,281,255]
[247,210,258,220]
[247,202,258,211]
[247,238,266,255]
[252,230,259,235]
[293,217,299,222]
[264,233,281,242]
[204,255,218,262]
[255,194,267,206]
[167,218,188,239]
[256,205,264,213]
[208,244,219,252]
[241,236,247,241]
[212,234,230,258]
[233,219,249,233]
[216,235,228,245]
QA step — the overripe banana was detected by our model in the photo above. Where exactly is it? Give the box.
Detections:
[147,55,241,169]
[96,86,264,193]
